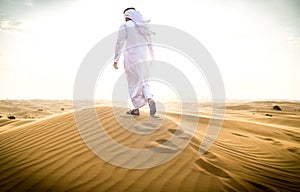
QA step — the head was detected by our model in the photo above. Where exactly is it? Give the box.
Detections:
[123,7,135,21]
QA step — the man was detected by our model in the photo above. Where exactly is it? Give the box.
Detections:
[113,7,156,116]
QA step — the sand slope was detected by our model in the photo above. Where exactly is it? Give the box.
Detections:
[0,103,299,192]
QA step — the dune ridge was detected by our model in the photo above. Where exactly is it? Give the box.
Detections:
[0,102,299,191]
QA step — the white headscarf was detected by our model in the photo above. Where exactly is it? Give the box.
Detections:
[124,9,155,38]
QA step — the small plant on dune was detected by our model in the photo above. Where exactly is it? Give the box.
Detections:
[7,115,16,119]
[272,105,281,111]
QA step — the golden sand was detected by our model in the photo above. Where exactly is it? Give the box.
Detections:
[0,100,299,191]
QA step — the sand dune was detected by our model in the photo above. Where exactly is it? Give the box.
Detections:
[0,100,75,120]
[0,101,299,191]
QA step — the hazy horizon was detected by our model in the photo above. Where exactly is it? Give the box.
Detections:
[1,0,299,101]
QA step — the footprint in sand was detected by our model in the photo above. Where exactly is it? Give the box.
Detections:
[168,128,190,139]
[145,127,192,153]
[133,118,164,134]
[194,159,230,178]
[168,128,185,135]
[134,123,157,130]
[145,139,179,153]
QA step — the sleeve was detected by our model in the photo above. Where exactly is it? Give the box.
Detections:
[114,24,126,62]
[148,38,155,60]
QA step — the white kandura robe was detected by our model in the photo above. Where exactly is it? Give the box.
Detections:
[114,20,153,109]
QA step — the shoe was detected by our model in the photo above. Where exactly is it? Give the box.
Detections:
[148,98,156,116]
[126,109,140,115]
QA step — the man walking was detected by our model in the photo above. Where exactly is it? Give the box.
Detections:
[113,7,156,116]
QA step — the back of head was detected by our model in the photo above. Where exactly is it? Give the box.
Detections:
[123,7,135,14]
[123,7,154,37]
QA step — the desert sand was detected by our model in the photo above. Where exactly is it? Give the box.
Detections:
[0,100,299,191]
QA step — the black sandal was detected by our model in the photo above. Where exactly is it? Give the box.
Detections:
[126,109,140,115]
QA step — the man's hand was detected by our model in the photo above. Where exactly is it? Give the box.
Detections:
[113,62,118,69]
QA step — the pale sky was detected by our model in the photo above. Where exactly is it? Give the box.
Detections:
[0,0,299,101]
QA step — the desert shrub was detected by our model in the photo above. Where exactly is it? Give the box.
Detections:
[272,105,281,111]
[8,115,16,119]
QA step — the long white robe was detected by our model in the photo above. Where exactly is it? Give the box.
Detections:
[114,20,153,109]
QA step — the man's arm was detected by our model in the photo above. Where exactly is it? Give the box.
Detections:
[113,24,126,69]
